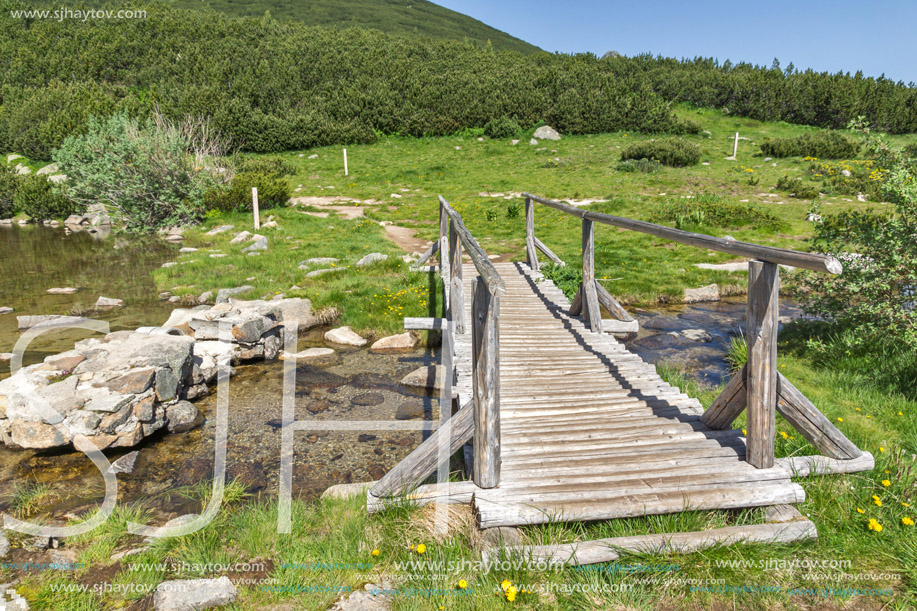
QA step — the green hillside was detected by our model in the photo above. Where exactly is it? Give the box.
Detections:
[77,0,541,53]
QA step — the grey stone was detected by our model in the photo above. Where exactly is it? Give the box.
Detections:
[9,420,71,448]
[324,326,367,347]
[400,365,447,391]
[204,225,235,236]
[46,287,79,294]
[215,286,254,304]
[299,257,339,268]
[370,332,416,352]
[242,235,268,253]
[198,291,213,304]
[84,389,134,413]
[153,576,238,611]
[179,247,198,253]
[48,174,68,183]
[63,410,101,436]
[107,450,140,474]
[356,253,388,267]
[282,347,338,365]
[228,230,251,244]
[0,306,13,315]
[533,125,561,140]
[154,368,180,402]
[529,138,538,145]
[166,401,201,433]
[94,296,124,309]
[672,329,713,342]
[682,284,720,303]
[305,268,343,278]
[15,163,31,175]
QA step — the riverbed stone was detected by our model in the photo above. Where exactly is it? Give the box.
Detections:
[46,287,79,294]
[400,365,447,391]
[682,283,720,303]
[101,367,156,395]
[356,252,388,267]
[0,307,13,315]
[324,326,367,347]
[673,329,713,343]
[9,420,71,448]
[281,347,338,365]
[94,296,125,309]
[166,401,200,433]
[17,315,89,331]
[215,286,254,303]
[153,576,238,611]
[370,332,416,352]
[45,351,86,371]
[108,450,140,474]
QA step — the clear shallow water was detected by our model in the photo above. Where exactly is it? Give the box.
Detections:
[0,225,440,522]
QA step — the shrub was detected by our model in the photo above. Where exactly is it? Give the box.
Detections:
[616,158,662,173]
[620,138,701,167]
[808,160,886,200]
[204,172,291,213]
[483,116,522,139]
[794,119,917,348]
[760,131,859,159]
[651,194,784,230]
[776,175,820,199]
[53,112,229,232]
[539,262,581,301]
[237,156,296,177]
[14,175,78,221]
[506,202,520,218]
[0,164,19,218]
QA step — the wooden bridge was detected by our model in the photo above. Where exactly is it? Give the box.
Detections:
[367,194,873,562]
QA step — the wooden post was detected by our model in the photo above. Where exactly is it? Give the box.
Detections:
[449,219,465,333]
[746,260,779,468]
[252,187,260,230]
[343,148,348,176]
[471,277,500,488]
[581,218,602,333]
[439,200,449,277]
[733,132,739,158]
[525,198,538,271]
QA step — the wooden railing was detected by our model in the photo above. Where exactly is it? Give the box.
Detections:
[524,192,860,469]
[370,196,505,497]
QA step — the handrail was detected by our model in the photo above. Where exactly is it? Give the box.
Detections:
[438,196,506,296]
[524,193,843,275]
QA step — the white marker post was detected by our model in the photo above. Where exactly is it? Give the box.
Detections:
[733,132,739,158]
[343,148,348,177]
[252,187,260,230]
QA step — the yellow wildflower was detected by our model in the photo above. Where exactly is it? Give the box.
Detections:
[505,585,518,602]
[416,543,426,554]
[882,480,891,487]
[903,517,914,526]
[837,417,844,422]
[742,428,747,436]
[780,431,789,440]
[868,518,883,532]
[501,579,512,592]
[458,579,467,589]
[902,502,911,508]
[371,549,380,557]
[856,508,865,514]
[879,447,886,452]
[873,495,883,507]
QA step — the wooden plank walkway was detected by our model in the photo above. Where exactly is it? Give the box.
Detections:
[454,262,805,529]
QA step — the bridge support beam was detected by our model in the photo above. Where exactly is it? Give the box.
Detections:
[745,260,779,468]
[472,277,501,488]
[581,218,603,333]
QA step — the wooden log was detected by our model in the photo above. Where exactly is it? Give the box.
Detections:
[746,260,779,468]
[594,281,636,323]
[525,198,539,271]
[776,452,874,477]
[581,218,603,332]
[701,364,748,429]
[439,196,505,296]
[569,285,583,316]
[411,240,440,269]
[482,519,817,566]
[449,219,465,333]
[368,480,479,513]
[534,237,565,267]
[472,277,501,488]
[404,317,448,330]
[370,401,474,497]
[438,199,449,279]
[524,193,842,274]
[776,373,861,459]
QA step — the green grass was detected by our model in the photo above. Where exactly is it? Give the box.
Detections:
[5,480,56,518]
[68,0,541,54]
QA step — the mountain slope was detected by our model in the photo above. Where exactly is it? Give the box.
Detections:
[86,0,541,54]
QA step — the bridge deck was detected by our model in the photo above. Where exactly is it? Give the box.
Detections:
[457,262,804,529]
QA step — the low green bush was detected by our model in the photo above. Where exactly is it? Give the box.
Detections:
[776,175,820,199]
[236,155,296,177]
[483,116,522,139]
[0,164,19,218]
[14,175,78,221]
[204,171,291,213]
[809,160,885,200]
[620,138,701,167]
[651,193,784,230]
[616,158,662,173]
[760,131,859,159]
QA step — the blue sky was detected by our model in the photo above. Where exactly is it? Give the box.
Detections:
[437,0,917,84]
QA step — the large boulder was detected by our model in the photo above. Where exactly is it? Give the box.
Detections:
[533,126,561,141]
[370,332,417,352]
[400,365,448,391]
[682,284,720,303]
[324,326,367,347]
[356,253,388,267]
[215,286,254,303]
[166,401,201,433]
[153,576,238,611]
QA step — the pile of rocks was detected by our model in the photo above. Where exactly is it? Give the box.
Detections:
[0,297,313,451]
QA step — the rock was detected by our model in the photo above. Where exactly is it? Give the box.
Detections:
[281,347,338,365]
[0,353,12,364]
[35,163,59,175]
[179,247,198,253]
[44,352,85,371]
[841,169,852,177]
[107,450,140,474]
[261,220,278,229]
[166,401,201,433]
[153,576,238,611]
[321,481,375,500]
[298,257,339,268]
[229,231,251,244]
[161,262,177,268]
[351,393,384,406]
[242,235,268,252]
[324,326,367,347]
[533,125,561,140]
[48,174,68,184]
[857,193,868,202]
[215,286,254,303]
[511,139,519,145]
[305,268,343,278]
[94,296,125,309]
[6,154,22,162]
[673,329,713,342]
[15,164,31,175]
[806,213,822,222]
[9,420,71,448]
[102,368,155,394]
[356,253,388,267]
[17,315,89,331]
[400,365,447,391]
[682,284,720,303]
[329,581,393,611]
[198,291,213,304]
[205,225,234,236]
[370,332,416,352]
[46,287,79,294]
[209,254,226,258]
[478,526,523,549]
[274,297,312,325]
[529,138,538,145]
[0,306,13,315]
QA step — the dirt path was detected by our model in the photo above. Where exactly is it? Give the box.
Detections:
[289,196,381,219]
[384,225,434,254]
